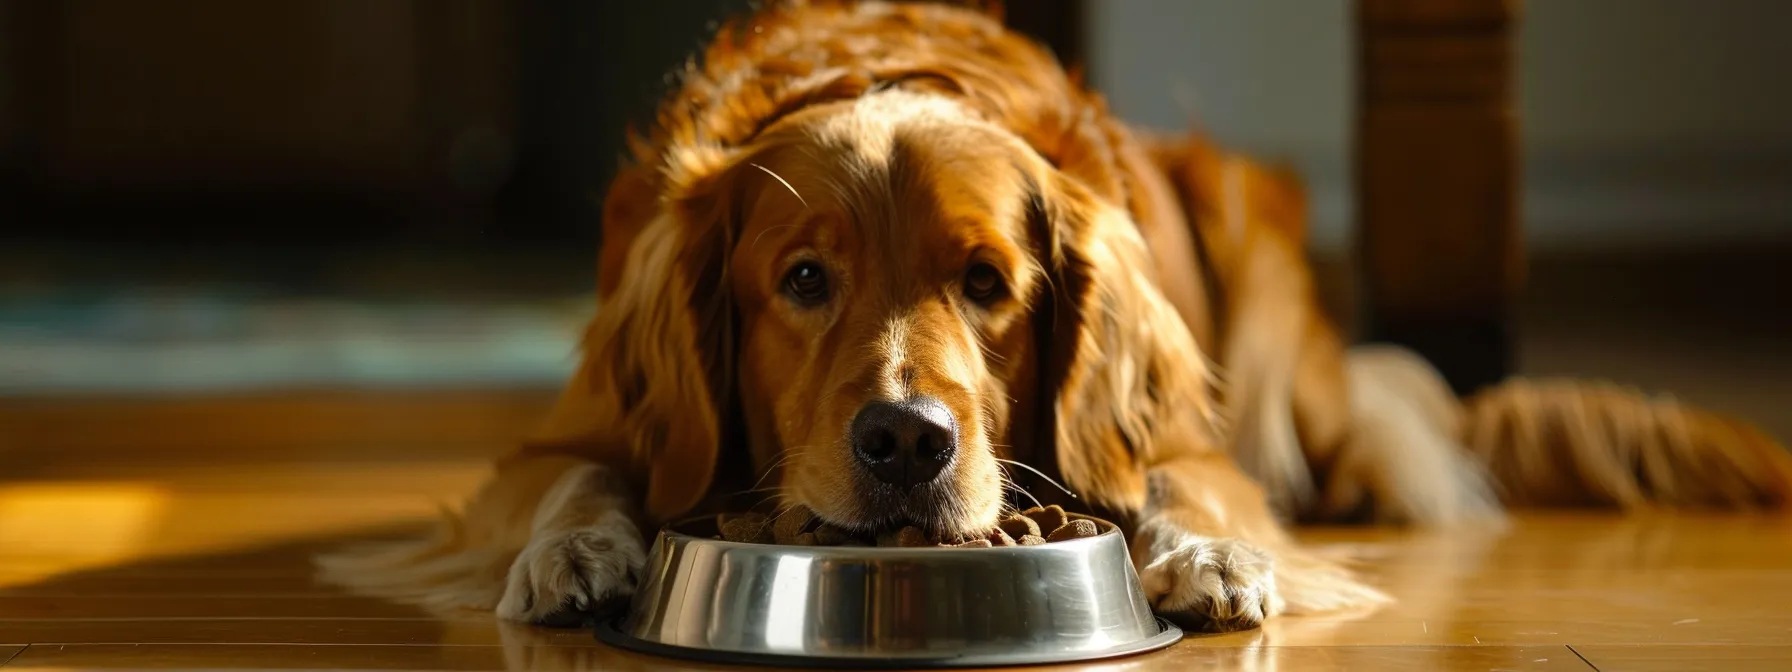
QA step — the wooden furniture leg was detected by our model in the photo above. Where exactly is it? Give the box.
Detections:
[1003,0,1086,68]
[1356,0,1523,396]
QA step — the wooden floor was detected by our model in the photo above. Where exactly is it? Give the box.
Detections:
[3,393,1791,671]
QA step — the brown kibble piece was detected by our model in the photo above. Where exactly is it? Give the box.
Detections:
[1021,505,1068,534]
[720,515,775,544]
[717,511,764,529]
[997,515,1040,540]
[716,512,759,528]
[773,508,816,544]
[879,526,933,548]
[897,526,933,547]
[1045,518,1099,542]
[705,509,1109,547]
[813,524,857,546]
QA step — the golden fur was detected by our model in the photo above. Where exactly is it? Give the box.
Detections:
[319,0,1792,632]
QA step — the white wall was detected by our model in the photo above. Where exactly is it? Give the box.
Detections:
[1088,0,1792,252]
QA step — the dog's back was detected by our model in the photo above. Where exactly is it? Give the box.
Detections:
[1145,132,1792,521]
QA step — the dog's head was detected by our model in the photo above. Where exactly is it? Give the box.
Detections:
[722,94,1061,538]
[526,7,1219,540]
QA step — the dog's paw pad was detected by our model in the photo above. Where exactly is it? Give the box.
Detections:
[1139,537,1278,632]
[496,521,645,626]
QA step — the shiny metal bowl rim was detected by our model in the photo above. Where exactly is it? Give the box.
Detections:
[594,617,1183,669]
[654,513,1123,553]
[591,515,1184,669]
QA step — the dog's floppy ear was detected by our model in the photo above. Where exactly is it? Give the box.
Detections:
[1035,171,1224,514]
[516,149,740,524]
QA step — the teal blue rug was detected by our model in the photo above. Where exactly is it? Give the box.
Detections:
[0,289,591,395]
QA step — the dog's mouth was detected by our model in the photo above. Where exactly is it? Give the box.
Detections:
[826,481,987,540]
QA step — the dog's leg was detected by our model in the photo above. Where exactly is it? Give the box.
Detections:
[1129,453,1387,632]
[1130,453,1285,632]
[314,453,646,626]
[488,456,647,626]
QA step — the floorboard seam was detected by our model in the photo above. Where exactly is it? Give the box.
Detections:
[1566,644,1600,671]
[0,646,24,668]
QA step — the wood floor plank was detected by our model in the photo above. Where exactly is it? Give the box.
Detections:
[3,393,1790,670]
[1158,644,1590,671]
[0,574,367,597]
[0,390,555,469]
[0,595,431,619]
[1,643,1597,671]
[1572,645,1792,672]
[0,618,591,646]
[0,646,23,666]
[8,613,1785,649]
[1178,616,1792,647]
[2,643,631,671]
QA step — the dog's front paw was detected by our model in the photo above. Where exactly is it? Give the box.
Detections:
[1139,537,1280,632]
[496,512,646,627]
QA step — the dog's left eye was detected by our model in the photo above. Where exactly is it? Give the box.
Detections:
[963,263,1006,304]
[783,261,830,306]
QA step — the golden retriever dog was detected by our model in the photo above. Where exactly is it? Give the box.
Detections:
[319,0,1792,632]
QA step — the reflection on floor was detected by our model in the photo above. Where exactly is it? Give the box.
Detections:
[1,397,1790,671]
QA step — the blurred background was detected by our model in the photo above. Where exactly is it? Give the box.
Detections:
[0,7,1786,665]
[2,0,1788,442]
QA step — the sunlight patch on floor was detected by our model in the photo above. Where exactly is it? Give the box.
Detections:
[0,482,171,587]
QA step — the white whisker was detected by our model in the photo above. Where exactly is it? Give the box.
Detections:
[764,502,809,534]
[1004,481,1043,510]
[994,458,1079,498]
[750,162,809,209]
[993,460,1045,511]
[749,223,799,253]
[730,486,786,496]
[747,448,806,493]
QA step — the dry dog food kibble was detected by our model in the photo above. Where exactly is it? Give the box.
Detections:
[997,515,1041,540]
[713,504,1103,548]
[1026,505,1068,534]
[718,513,775,545]
[1045,518,1099,542]
[812,524,862,546]
[877,526,935,548]
[774,508,815,542]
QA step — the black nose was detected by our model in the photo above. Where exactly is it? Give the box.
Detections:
[850,397,959,489]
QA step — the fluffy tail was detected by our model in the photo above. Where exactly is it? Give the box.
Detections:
[1462,379,1792,509]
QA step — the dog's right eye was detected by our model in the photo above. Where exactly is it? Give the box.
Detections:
[783,261,830,306]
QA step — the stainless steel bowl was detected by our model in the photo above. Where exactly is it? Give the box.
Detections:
[594,515,1181,668]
